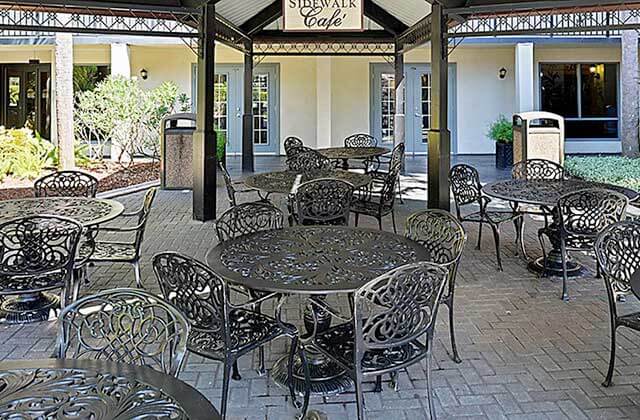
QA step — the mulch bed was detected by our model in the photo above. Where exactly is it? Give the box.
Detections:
[0,161,160,201]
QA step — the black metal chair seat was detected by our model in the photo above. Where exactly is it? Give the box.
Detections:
[89,241,138,262]
[350,198,393,217]
[0,271,67,294]
[314,321,426,372]
[539,223,596,250]
[462,210,523,225]
[188,309,283,359]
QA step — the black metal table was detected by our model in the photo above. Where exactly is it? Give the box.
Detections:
[0,358,220,420]
[317,147,389,170]
[206,226,429,396]
[244,169,372,195]
[0,197,124,322]
[483,178,639,276]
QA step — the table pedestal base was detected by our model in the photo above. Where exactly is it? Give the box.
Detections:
[272,350,353,397]
[529,249,586,278]
[0,292,59,324]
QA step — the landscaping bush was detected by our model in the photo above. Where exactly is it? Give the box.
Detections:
[487,114,513,144]
[565,156,640,191]
[0,127,53,181]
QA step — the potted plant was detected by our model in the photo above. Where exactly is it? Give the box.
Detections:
[488,115,513,169]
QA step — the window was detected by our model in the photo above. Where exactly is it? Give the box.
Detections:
[253,74,269,145]
[419,73,431,143]
[213,74,228,145]
[381,74,395,143]
[540,63,619,139]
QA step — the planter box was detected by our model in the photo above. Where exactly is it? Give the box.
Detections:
[495,142,513,169]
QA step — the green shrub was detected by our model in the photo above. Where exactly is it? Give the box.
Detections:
[0,127,54,181]
[217,132,226,163]
[488,115,513,144]
[47,143,93,168]
[565,156,640,192]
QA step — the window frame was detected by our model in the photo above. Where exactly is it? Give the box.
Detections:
[538,61,620,142]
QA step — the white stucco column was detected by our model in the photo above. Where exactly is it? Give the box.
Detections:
[316,56,332,149]
[515,43,535,113]
[621,24,640,157]
[110,43,131,78]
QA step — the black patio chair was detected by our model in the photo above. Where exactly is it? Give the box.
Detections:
[313,262,449,420]
[87,187,157,288]
[288,179,354,226]
[595,220,640,387]
[368,142,405,202]
[284,136,304,157]
[218,161,265,207]
[449,164,525,272]
[34,170,99,198]
[344,133,377,148]
[0,216,82,323]
[56,288,189,377]
[539,188,628,300]
[512,159,566,226]
[351,143,403,233]
[214,201,285,376]
[287,149,333,173]
[406,209,468,363]
[153,252,308,418]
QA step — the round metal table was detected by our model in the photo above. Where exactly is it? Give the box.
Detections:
[206,226,429,396]
[483,178,639,277]
[317,147,389,170]
[244,169,372,195]
[0,197,124,323]
[0,359,220,420]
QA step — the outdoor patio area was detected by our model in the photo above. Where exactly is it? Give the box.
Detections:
[0,157,638,420]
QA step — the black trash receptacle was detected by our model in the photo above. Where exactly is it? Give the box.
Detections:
[160,113,196,190]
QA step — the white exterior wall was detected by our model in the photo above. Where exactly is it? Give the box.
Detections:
[0,40,623,155]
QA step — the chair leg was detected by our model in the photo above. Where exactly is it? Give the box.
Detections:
[232,360,242,380]
[476,222,483,250]
[559,239,569,301]
[426,349,436,420]
[221,360,233,419]
[490,224,503,272]
[287,337,299,405]
[374,375,382,392]
[596,260,601,279]
[518,217,527,260]
[354,213,360,227]
[297,342,311,418]
[447,294,461,364]
[133,261,142,288]
[538,230,548,278]
[354,369,365,420]
[603,323,617,387]
[378,216,383,231]
[391,211,397,234]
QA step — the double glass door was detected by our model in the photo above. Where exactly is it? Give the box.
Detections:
[372,63,456,155]
[1,64,51,139]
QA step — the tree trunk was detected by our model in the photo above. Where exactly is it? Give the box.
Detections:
[55,33,75,170]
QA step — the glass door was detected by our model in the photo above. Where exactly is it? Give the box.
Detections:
[2,64,51,139]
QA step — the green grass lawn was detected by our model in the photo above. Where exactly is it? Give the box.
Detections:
[565,156,640,192]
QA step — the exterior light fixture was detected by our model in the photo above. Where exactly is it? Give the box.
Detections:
[589,65,597,73]
[498,67,507,80]
[140,68,149,80]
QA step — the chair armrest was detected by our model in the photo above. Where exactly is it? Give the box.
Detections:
[98,223,144,233]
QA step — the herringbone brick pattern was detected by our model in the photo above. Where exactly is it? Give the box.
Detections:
[1,167,639,419]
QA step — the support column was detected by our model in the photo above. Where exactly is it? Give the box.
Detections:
[242,45,255,172]
[621,21,639,157]
[428,3,451,210]
[193,3,217,222]
[393,44,405,149]
[515,43,535,113]
[110,43,131,78]
[54,33,75,170]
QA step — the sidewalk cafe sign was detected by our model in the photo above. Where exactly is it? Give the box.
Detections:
[284,0,364,32]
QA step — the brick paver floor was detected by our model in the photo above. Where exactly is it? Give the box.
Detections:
[2,173,639,419]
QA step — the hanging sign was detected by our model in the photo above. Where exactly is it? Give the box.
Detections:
[283,0,364,32]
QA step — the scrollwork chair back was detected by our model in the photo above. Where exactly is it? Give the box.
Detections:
[512,159,565,181]
[292,179,354,226]
[557,189,628,238]
[34,170,99,198]
[449,164,482,218]
[57,288,189,377]
[344,133,377,148]
[284,136,304,157]
[218,162,239,207]
[379,143,404,208]
[215,202,284,243]
[287,150,333,173]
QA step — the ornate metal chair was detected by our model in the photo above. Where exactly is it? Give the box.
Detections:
[512,159,566,226]
[344,133,377,148]
[449,164,525,271]
[351,143,403,233]
[406,210,467,363]
[313,262,449,420]
[87,187,157,288]
[215,201,285,243]
[539,188,628,300]
[0,216,82,323]
[595,221,640,387]
[284,136,304,157]
[153,252,307,418]
[289,179,354,226]
[218,161,265,207]
[368,142,405,202]
[287,149,333,173]
[34,170,99,198]
[56,288,189,377]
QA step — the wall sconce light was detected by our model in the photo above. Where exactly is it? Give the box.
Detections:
[589,65,597,73]
[140,68,149,80]
[498,67,508,80]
